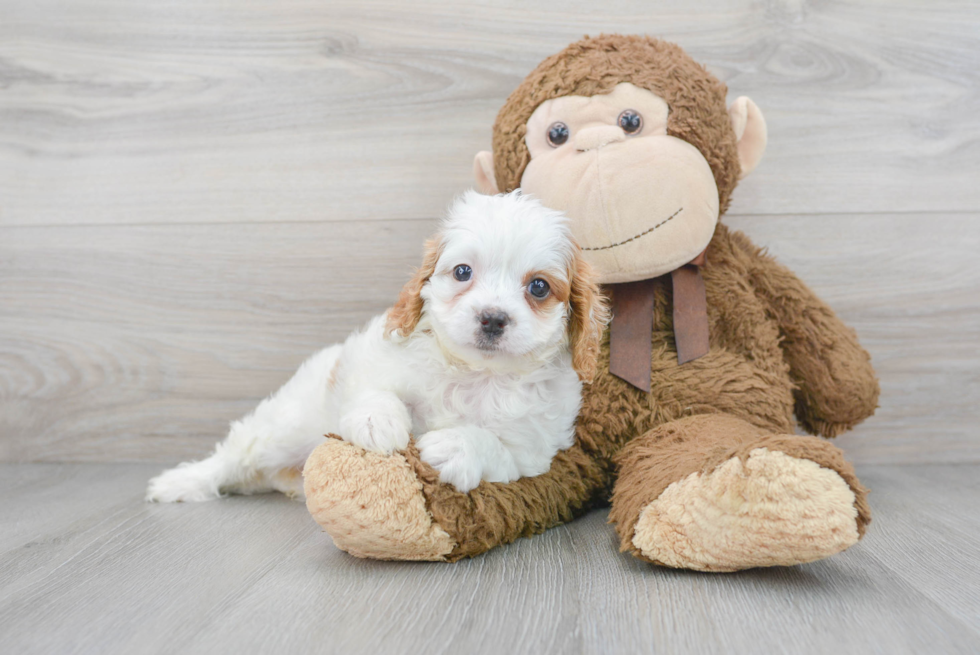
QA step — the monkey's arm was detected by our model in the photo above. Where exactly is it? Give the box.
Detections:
[730,231,880,437]
[304,434,610,561]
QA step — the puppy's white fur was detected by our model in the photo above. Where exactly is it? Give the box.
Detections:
[147,191,606,501]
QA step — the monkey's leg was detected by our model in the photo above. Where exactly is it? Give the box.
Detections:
[609,414,870,572]
[303,435,608,561]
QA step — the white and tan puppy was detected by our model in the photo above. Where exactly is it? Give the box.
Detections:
[147,191,607,501]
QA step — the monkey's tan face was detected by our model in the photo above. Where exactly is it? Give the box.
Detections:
[520,83,719,284]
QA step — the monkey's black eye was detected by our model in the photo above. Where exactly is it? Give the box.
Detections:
[453,265,472,282]
[527,278,550,299]
[618,109,643,134]
[547,122,569,147]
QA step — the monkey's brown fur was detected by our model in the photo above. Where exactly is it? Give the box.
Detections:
[305,35,879,569]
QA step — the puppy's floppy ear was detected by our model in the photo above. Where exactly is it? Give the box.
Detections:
[567,250,610,383]
[386,236,442,338]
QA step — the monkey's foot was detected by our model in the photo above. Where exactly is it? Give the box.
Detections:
[303,436,455,561]
[633,448,860,571]
[610,415,870,572]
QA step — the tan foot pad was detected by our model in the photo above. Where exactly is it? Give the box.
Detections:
[303,438,455,561]
[633,448,860,571]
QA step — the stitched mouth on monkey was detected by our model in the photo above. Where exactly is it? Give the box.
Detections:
[579,207,685,252]
[521,134,720,284]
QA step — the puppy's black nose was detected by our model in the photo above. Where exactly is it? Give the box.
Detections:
[478,310,510,338]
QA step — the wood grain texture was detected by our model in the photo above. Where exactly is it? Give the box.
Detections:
[724,213,980,465]
[0,219,438,461]
[0,462,977,654]
[1,0,978,227]
[1,1,979,464]
[1,213,978,464]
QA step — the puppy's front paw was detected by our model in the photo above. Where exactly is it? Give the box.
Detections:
[339,392,411,455]
[417,429,482,493]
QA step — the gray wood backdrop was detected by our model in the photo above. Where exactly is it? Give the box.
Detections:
[2,0,978,465]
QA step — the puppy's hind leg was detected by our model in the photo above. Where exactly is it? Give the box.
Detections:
[144,442,241,503]
[146,345,343,503]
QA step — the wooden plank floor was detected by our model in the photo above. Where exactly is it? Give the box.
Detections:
[1,463,978,654]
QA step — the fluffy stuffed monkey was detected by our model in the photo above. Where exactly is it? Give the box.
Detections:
[303,35,879,571]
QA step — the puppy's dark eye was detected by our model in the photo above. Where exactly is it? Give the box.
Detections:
[453,265,472,282]
[547,122,569,147]
[528,278,550,299]
[618,109,643,134]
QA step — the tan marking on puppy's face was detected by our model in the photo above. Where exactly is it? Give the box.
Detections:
[522,269,567,316]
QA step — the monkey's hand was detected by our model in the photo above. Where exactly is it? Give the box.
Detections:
[732,231,880,438]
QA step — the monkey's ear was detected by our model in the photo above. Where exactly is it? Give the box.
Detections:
[473,151,499,195]
[728,97,767,179]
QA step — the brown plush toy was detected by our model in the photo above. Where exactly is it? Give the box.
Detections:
[302,35,879,571]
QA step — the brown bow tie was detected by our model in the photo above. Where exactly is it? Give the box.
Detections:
[608,250,709,392]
